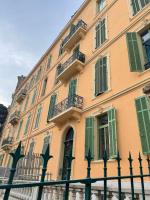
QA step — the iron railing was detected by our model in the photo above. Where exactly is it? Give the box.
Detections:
[57,51,85,76]
[52,94,83,118]
[9,111,20,124]
[62,20,87,46]
[0,142,149,200]
[1,137,13,147]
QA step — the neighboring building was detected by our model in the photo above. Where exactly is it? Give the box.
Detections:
[0,104,8,136]
[0,0,150,183]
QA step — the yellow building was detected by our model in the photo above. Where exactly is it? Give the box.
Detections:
[0,0,150,182]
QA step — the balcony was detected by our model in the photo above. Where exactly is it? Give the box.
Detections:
[16,89,27,103]
[57,51,85,83]
[62,20,87,51]
[9,111,20,126]
[1,137,13,151]
[49,94,83,124]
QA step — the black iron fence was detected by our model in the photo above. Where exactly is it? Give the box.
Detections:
[0,142,149,200]
[57,51,85,77]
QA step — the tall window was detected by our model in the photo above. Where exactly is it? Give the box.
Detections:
[41,77,48,96]
[96,0,105,13]
[95,18,106,49]
[36,68,42,82]
[85,108,117,160]
[31,89,37,105]
[95,57,108,96]
[16,120,23,140]
[130,0,150,16]
[24,114,31,135]
[47,94,57,121]
[135,96,150,154]
[29,76,35,90]
[34,106,42,129]
[47,55,52,69]
[59,43,64,56]
[126,29,150,72]
[24,96,29,112]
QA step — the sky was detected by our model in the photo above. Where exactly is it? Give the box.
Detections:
[0,0,84,107]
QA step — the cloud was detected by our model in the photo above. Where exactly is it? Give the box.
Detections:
[0,20,38,107]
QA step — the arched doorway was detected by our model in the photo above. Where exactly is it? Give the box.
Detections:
[62,127,74,180]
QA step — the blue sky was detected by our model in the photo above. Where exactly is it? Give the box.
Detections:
[0,0,84,106]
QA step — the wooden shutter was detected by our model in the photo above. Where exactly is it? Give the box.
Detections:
[41,78,48,96]
[34,107,42,129]
[95,57,108,96]
[16,120,23,139]
[95,24,100,48]
[47,55,52,69]
[42,136,50,154]
[131,0,140,15]
[108,108,117,158]
[68,79,77,97]
[31,89,37,104]
[24,96,29,112]
[24,114,31,135]
[101,19,106,44]
[47,94,57,120]
[140,0,150,8]
[135,96,150,154]
[126,32,143,71]
[85,117,94,158]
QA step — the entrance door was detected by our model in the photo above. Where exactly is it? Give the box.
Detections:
[62,128,74,180]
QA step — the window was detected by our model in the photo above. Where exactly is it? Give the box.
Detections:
[31,89,37,105]
[28,141,34,155]
[24,96,29,112]
[85,108,117,160]
[29,76,35,90]
[47,94,57,121]
[34,106,42,129]
[24,114,31,135]
[36,68,42,82]
[126,29,150,72]
[47,55,52,69]
[41,77,48,96]
[95,57,108,96]
[96,0,105,13]
[42,136,50,154]
[68,79,77,100]
[59,43,64,56]
[0,154,4,166]
[16,120,23,140]
[95,18,106,49]
[130,0,150,16]
[135,96,150,154]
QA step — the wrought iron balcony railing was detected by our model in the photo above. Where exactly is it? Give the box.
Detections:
[16,89,27,103]
[62,20,87,46]
[2,137,13,147]
[9,111,20,125]
[51,94,83,119]
[57,51,85,77]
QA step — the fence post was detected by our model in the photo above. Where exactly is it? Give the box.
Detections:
[3,142,24,200]
[138,153,145,200]
[85,149,93,200]
[116,152,122,200]
[64,155,75,200]
[103,150,108,200]
[36,144,53,200]
[128,152,135,200]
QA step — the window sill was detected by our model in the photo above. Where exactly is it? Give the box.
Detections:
[138,67,150,76]
[91,89,111,101]
[95,5,107,20]
[92,39,109,54]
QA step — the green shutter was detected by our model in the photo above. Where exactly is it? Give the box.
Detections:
[101,19,106,44]
[85,117,94,158]
[34,107,42,129]
[131,0,140,15]
[68,79,77,97]
[29,142,34,155]
[95,24,100,48]
[140,0,150,8]
[31,89,37,105]
[24,114,31,135]
[47,55,52,69]
[24,96,29,112]
[41,78,48,96]
[126,32,143,72]
[135,96,150,154]
[47,94,57,120]
[16,120,23,139]
[108,108,117,158]
[95,57,108,96]
[42,136,50,154]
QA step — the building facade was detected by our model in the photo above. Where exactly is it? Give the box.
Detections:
[0,0,150,180]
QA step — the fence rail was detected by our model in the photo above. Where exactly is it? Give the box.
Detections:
[0,142,149,200]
